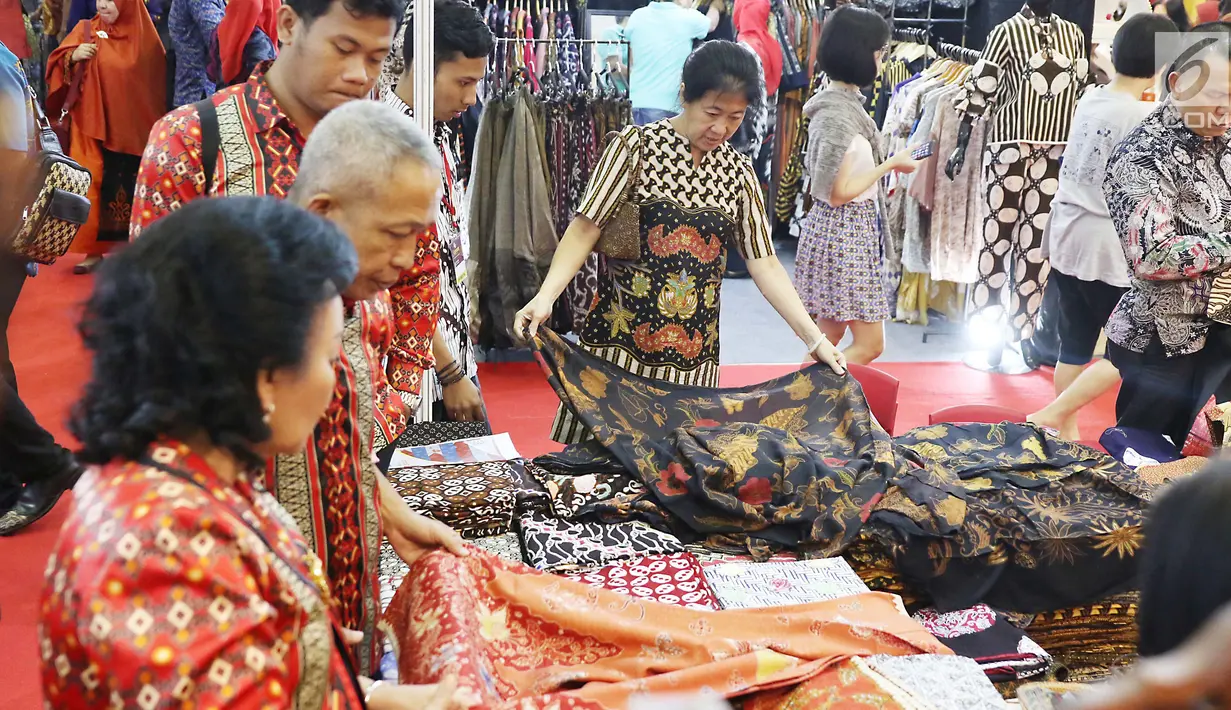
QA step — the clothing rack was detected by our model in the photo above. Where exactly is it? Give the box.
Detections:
[889,0,970,51]
[935,40,980,64]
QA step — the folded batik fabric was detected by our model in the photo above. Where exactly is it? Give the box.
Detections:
[859,655,1009,709]
[383,550,952,710]
[529,468,646,519]
[518,513,684,571]
[702,559,872,610]
[913,604,1052,681]
[559,553,720,610]
[510,461,553,516]
[387,461,518,538]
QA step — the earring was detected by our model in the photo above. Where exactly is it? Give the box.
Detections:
[263,403,276,425]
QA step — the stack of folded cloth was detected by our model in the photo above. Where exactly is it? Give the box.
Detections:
[1021,591,1140,681]
[913,604,1054,683]
[700,557,875,610]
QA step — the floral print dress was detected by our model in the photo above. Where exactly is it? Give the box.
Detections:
[550,119,775,443]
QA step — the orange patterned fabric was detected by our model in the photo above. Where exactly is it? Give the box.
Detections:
[745,659,913,710]
[384,550,950,710]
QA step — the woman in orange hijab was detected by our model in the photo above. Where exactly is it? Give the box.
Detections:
[47,0,165,273]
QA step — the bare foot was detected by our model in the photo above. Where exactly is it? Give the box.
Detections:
[1028,412,1079,441]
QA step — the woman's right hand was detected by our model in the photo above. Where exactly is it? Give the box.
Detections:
[514,294,553,342]
[71,43,97,63]
[888,146,922,174]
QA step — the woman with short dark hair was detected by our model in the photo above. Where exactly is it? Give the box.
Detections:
[794,6,921,366]
[515,40,846,444]
[38,197,465,710]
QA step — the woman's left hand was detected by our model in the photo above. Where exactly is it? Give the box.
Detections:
[388,511,469,566]
[810,337,847,374]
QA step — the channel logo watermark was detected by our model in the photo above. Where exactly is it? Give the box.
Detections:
[1158,31,1231,111]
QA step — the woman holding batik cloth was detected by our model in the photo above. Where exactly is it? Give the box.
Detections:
[515,40,846,445]
[46,0,165,274]
[39,197,470,710]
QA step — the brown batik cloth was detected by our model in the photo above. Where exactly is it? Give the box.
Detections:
[386,461,519,538]
[1136,456,1209,494]
[1023,591,1140,681]
[526,467,647,520]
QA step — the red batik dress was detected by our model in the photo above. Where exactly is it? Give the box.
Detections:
[266,294,408,677]
[39,442,365,709]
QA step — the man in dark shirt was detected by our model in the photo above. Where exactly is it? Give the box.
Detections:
[0,41,82,536]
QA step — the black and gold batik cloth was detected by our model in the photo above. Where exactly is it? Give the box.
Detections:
[954,7,1089,342]
[532,328,1153,614]
[550,119,775,443]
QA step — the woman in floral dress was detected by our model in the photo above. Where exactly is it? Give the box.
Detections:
[515,40,845,443]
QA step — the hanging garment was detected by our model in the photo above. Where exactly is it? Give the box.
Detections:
[954,10,1089,340]
[384,549,950,709]
[532,328,1152,614]
[970,142,1064,341]
[480,87,556,349]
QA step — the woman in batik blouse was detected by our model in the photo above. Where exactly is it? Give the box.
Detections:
[38,197,465,710]
[515,40,846,444]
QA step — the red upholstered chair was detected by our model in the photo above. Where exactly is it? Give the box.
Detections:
[928,405,1028,426]
[848,363,900,435]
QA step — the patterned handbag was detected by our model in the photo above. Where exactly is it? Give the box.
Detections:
[10,86,92,265]
[593,128,643,261]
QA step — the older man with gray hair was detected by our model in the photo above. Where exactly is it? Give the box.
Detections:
[268,100,469,691]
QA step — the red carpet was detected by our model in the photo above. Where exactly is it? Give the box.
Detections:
[0,258,1117,706]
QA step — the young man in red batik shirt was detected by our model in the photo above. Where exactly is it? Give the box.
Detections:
[382,0,492,426]
[128,0,463,677]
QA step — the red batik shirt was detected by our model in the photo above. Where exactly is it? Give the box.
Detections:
[39,442,365,709]
[129,61,305,238]
[266,293,407,678]
[381,91,441,410]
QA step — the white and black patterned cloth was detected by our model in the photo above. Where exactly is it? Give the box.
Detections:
[859,655,1009,709]
[517,513,684,571]
[1104,99,1231,357]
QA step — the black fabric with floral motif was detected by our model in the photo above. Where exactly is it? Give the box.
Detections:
[532,329,1153,614]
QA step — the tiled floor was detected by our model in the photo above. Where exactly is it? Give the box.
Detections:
[718,246,972,365]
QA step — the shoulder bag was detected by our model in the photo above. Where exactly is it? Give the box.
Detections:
[9,85,92,265]
[593,127,643,261]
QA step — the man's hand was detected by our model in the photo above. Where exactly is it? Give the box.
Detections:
[442,377,485,422]
[387,510,468,566]
[367,677,481,710]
